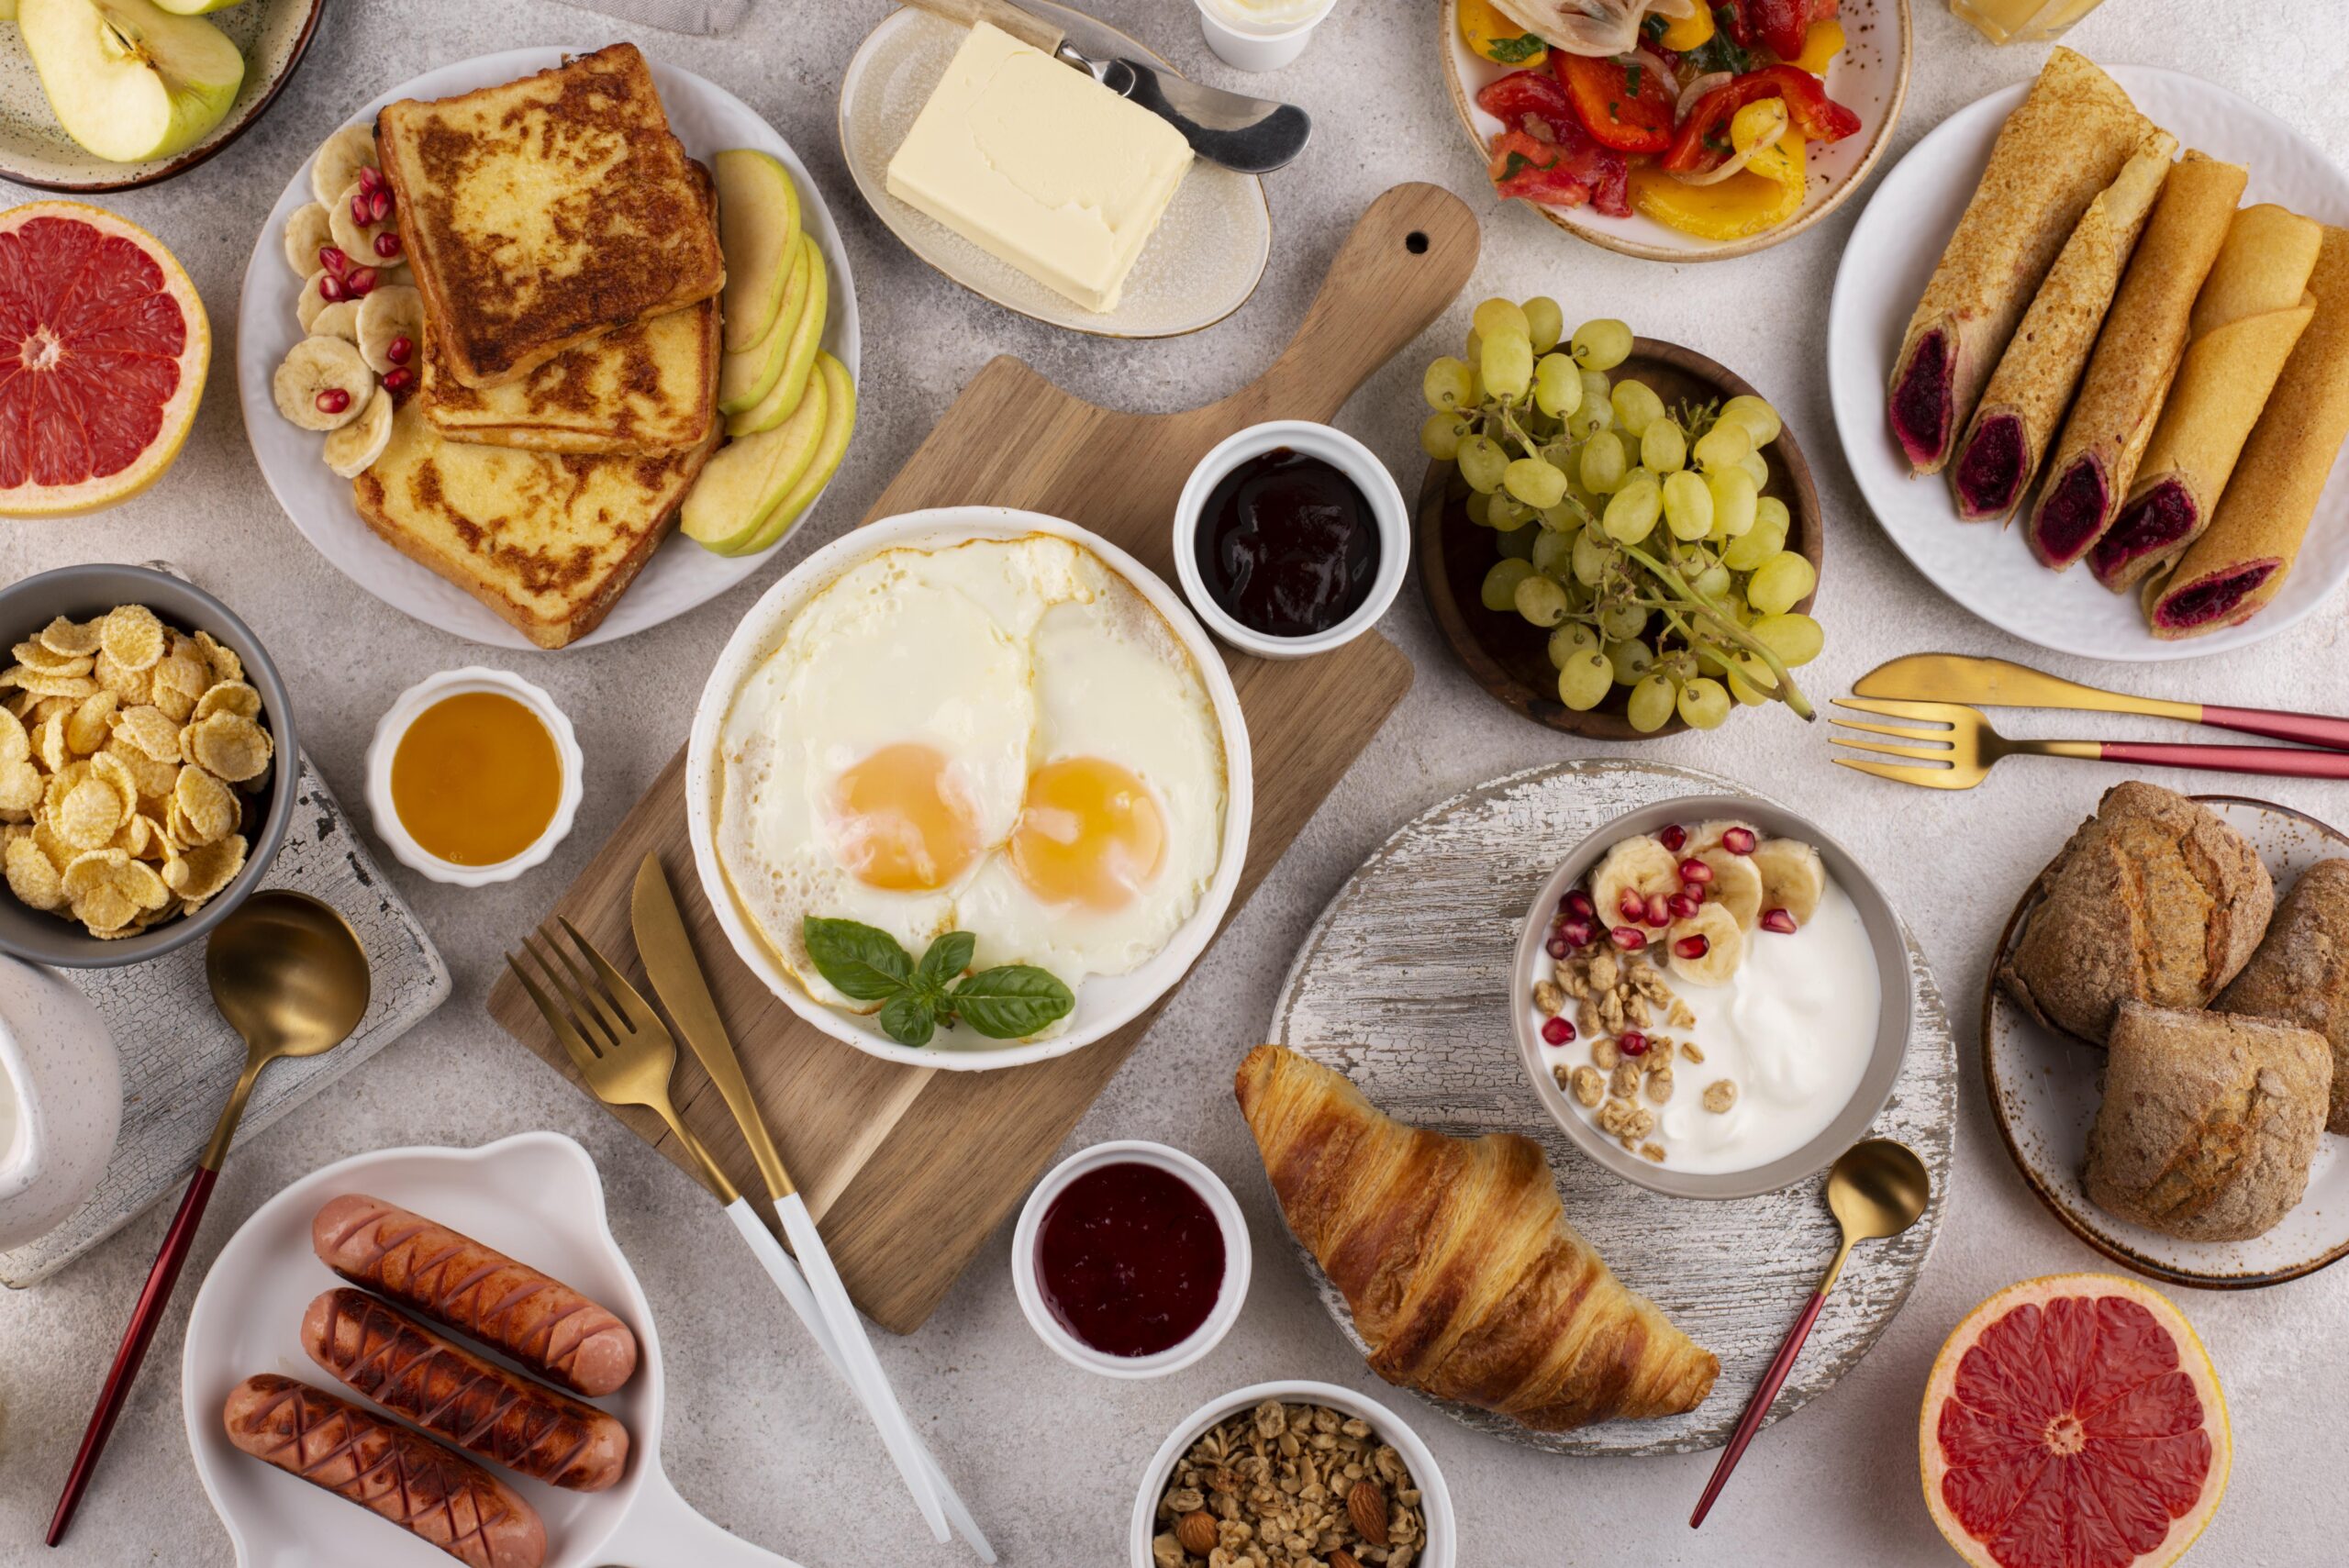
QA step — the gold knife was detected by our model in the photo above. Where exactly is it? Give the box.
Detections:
[1853,653,2349,753]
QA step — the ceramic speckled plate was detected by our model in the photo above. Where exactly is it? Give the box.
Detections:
[0,0,324,193]
[1985,795,2349,1290]
[1266,760,1956,1456]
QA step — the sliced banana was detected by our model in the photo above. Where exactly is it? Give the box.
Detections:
[283,203,332,276]
[273,337,375,432]
[356,285,424,374]
[1590,835,1681,929]
[328,179,395,270]
[1668,902,1745,986]
[295,271,336,333]
[1697,848,1765,929]
[1684,818,1757,856]
[322,387,395,478]
[1751,839,1826,926]
[309,300,362,344]
[310,123,379,208]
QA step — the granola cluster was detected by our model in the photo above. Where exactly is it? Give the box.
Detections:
[1540,941,1733,1163]
[1152,1399,1425,1568]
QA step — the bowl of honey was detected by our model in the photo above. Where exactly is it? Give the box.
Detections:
[364,668,582,886]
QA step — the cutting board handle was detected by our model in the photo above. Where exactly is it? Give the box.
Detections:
[1214,182,1481,428]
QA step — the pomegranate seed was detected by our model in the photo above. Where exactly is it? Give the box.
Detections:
[317,272,347,302]
[383,366,415,394]
[386,335,413,365]
[1762,907,1798,935]
[1643,893,1671,928]
[1667,891,1700,920]
[346,267,378,295]
[373,230,404,259]
[1721,826,1758,855]
[1564,888,1596,919]
[1618,1029,1649,1057]
[1541,1017,1574,1046]
[1559,917,1596,949]
[351,192,371,226]
[317,244,350,276]
[369,187,393,223]
[1657,823,1687,852]
[1609,926,1647,952]
[1618,889,1646,923]
[1682,880,1708,901]
[1678,857,1713,884]
[1545,934,1570,960]
[1673,934,1709,961]
[314,387,351,415]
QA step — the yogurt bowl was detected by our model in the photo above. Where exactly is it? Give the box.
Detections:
[1512,795,1911,1200]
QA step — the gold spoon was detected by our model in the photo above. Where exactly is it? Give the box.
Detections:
[1689,1139,1932,1529]
[50,892,371,1544]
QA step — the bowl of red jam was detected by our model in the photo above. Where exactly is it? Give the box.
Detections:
[1174,420,1408,660]
[1012,1140,1251,1378]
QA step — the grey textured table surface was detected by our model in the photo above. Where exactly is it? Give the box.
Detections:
[3,3,2346,1565]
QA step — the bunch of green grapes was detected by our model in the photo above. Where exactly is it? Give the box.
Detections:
[1421,297,1820,734]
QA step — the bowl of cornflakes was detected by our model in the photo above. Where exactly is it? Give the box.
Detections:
[0,564,296,968]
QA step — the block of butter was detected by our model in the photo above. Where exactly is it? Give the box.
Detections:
[885,21,1194,314]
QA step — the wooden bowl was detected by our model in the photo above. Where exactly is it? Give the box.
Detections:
[1416,337,1824,741]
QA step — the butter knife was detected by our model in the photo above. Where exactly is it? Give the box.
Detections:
[630,855,993,1562]
[900,0,1312,173]
[1854,653,2349,754]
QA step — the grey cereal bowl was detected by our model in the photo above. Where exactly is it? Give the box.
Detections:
[0,564,297,969]
[1511,795,1911,1200]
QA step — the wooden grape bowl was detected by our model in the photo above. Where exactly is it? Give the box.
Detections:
[1416,337,1824,741]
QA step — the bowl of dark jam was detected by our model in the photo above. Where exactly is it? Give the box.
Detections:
[1174,420,1408,659]
[1012,1140,1251,1378]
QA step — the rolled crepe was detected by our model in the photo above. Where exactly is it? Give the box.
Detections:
[1948,130,2176,522]
[1887,49,2150,477]
[2148,225,2349,638]
[2089,205,2321,589]
[2026,151,2249,569]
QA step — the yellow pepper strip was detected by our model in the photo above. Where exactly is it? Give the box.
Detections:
[1792,18,1846,76]
[1658,4,1716,51]
[1459,0,1548,68]
[1629,100,1809,242]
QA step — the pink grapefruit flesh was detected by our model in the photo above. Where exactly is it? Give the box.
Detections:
[0,202,209,517]
[1921,1273,2229,1568]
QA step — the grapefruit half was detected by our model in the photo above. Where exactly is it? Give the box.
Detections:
[1921,1273,2229,1568]
[0,201,210,517]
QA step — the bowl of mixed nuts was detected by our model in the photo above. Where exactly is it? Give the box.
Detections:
[1131,1381,1453,1568]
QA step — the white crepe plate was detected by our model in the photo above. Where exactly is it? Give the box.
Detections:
[1827,65,2349,662]
[235,50,862,651]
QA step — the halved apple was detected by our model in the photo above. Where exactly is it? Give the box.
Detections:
[19,0,246,165]
[716,235,809,417]
[150,0,248,13]
[715,149,801,354]
[681,372,829,554]
[730,353,857,556]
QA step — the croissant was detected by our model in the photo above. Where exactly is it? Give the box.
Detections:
[1235,1045,1717,1429]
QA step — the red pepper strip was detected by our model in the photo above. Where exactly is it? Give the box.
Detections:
[1661,64,1861,174]
[1486,127,1632,219]
[1725,0,1811,61]
[1557,52,1676,155]
[1475,68,1576,139]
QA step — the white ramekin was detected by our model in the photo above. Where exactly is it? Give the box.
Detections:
[1012,1140,1251,1380]
[1131,1380,1456,1568]
[1194,0,1338,72]
[364,667,584,887]
[1173,419,1408,661]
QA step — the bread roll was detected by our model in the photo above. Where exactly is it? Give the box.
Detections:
[2218,858,2349,1133]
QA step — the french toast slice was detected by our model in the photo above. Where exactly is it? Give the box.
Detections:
[420,294,719,455]
[376,43,724,391]
[353,397,718,649]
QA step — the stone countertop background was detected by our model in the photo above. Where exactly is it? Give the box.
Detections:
[4,1,2346,1563]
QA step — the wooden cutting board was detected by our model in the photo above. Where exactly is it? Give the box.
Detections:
[487,183,1477,1333]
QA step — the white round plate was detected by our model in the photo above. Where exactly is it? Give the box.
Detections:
[1439,0,1910,261]
[838,1,1271,338]
[1828,65,2349,662]
[1266,760,1956,1455]
[1985,796,2349,1290]
[235,50,863,651]
[182,1131,800,1568]
[685,507,1253,1073]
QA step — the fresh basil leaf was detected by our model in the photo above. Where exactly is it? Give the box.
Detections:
[1488,33,1545,64]
[916,931,976,992]
[877,988,939,1048]
[802,917,912,1002]
[947,965,1074,1040]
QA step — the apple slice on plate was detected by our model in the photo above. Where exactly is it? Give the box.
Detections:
[17,0,245,165]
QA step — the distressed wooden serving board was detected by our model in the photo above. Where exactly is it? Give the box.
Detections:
[486,184,1475,1334]
[1269,760,1957,1456]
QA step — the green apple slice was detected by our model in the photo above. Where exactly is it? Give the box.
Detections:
[681,372,829,554]
[730,353,857,557]
[714,149,800,354]
[19,0,246,165]
[716,236,807,417]
[150,0,247,13]
[726,237,829,436]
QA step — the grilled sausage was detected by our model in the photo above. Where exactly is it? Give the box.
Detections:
[312,1194,639,1396]
[222,1374,546,1568]
[302,1288,630,1491]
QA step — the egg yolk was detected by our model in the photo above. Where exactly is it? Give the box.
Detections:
[1009,757,1165,911]
[831,742,984,891]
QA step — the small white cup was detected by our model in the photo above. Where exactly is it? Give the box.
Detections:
[364,667,584,887]
[1194,0,1338,72]
[1012,1140,1251,1379]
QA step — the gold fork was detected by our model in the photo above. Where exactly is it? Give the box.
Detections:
[1831,698,2349,790]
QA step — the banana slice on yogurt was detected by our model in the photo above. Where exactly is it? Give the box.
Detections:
[283,202,332,277]
[1750,839,1826,925]
[273,337,374,432]
[1696,848,1765,929]
[1667,902,1744,986]
[356,285,424,374]
[323,388,395,478]
[310,123,379,208]
[1591,836,1681,929]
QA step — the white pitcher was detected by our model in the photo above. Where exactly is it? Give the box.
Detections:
[0,954,119,1253]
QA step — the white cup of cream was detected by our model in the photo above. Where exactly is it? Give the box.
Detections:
[1194,0,1339,72]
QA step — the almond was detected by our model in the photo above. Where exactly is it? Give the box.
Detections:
[1348,1479,1389,1547]
[1330,1553,1364,1568]
[1174,1509,1219,1557]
